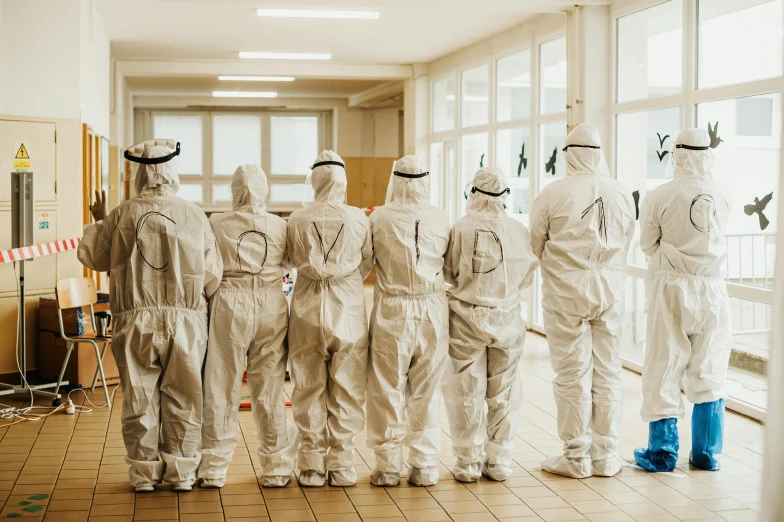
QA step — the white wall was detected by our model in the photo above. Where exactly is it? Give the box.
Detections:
[79,0,111,137]
[0,0,110,136]
[0,0,81,120]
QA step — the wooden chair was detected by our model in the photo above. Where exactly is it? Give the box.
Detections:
[52,277,112,408]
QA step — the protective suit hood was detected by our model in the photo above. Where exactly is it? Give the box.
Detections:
[231,164,268,213]
[672,128,714,180]
[385,155,430,205]
[466,167,509,215]
[563,124,610,177]
[126,140,181,197]
[309,150,347,203]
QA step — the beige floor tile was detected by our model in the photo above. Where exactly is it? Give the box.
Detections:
[398,507,451,521]
[223,505,270,518]
[393,496,441,510]
[262,488,305,499]
[450,514,502,522]
[354,504,403,518]
[308,501,355,514]
[715,509,760,521]
[268,509,315,522]
[693,497,748,512]
[303,491,348,503]
[583,512,635,522]
[135,496,177,509]
[439,499,488,514]
[132,507,179,520]
[666,504,723,520]
[86,516,133,522]
[265,497,310,511]
[92,493,134,505]
[180,514,225,522]
[178,489,221,502]
[523,496,572,510]
[221,493,265,506]
[630,515,680,522]
[315,514,360,522]
[476,493,526,506]
[386,487,432,499]
[88,504,134,517]
[568,499,619,514]
[488,504,537,518]
[48,499,93,511]
[179,500,223,513]
[43,511,89,522]
[535,507,587,521]
[510,486,559,499]
[348,493,394,506]
[618,501,667,516]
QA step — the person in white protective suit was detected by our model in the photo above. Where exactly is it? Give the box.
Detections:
[366,156,450,487]
[287,150,373,487]
[443,167,539,483]
[634,129,732,473]
[530,124,635,479]
[78,140,223,492]
[198,165,298,488]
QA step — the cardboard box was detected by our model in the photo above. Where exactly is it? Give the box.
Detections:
[38,331,120,390]
[39,294,110,336]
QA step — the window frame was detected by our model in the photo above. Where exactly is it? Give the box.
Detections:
[611,0,783,421]
[141,109,330,212]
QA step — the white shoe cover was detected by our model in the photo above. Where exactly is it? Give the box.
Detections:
[407,466,438,487]
[200,479,224,488]
[541,455,591,479]
[298,471,326,487]
[371,471,400,486]
[135,485,155,493]
[591,457,623,477]
[483,463,512,481]
[453,461,482,483]
[173,484,193,492]
[262,475,291,488]
[329,468,357,487]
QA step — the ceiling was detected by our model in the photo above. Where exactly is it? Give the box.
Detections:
[99,0,584,64]
[125,76,388,98]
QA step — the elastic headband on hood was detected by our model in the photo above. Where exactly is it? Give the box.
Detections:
[562,144,601,152]
[471,186,510,197]
[125,142,181,164]
[311,160,345,169]
[676,144,710,151]
[394,171,429,179]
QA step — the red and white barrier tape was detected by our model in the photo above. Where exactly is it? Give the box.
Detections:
[0,238,81,265]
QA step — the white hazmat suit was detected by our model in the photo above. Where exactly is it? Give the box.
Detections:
[199,165,298,488]
[530,124,635,479]
[639,129,732,422]
[366,156,450,487]
[78,141,223,491]
[287,151,373,487]
[443,167,539,483]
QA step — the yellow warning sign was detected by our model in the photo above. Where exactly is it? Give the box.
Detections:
[15,143,29,159]
[13,140,31,171]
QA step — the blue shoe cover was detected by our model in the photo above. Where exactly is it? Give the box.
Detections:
[690,399,724,471]
[634,418,679,472]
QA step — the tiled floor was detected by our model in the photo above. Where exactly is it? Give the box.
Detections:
[0,332,764,522]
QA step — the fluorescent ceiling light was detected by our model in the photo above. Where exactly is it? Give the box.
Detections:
[257,9,379,19]
[212,91,278,98]
[239,52,332,60]
[218,76,295,82]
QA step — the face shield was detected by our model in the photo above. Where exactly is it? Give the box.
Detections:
[385,155,430,205]
[124,140,181,197]
[562,124,610,177]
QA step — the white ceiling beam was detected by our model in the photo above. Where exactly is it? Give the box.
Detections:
[117,60,413,81]
[348,81,404,108]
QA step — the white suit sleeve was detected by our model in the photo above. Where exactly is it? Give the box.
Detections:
[203,221,223,299]
[518,226,540,290]
[443,227,459,286]
[359,216,374,280]
[529,193,550,260]
[639,195,661,257]
[77,213,115,272]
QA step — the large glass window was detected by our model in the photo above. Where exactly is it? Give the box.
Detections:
[429,142,444,209]
[698,0,784,89]
[539,37,567,115]
[617,0,683,102]
[212,115,261,176]
[460,132,488,216]
[152,114,203,175]
[271,116,319,175]
[538,121,567,190]
[432,77,455,132]
[497,50,531,122]
[496,127,531,223]
[177,184,203,204]
[461,64,490,127]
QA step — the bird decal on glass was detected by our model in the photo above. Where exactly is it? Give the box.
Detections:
[656,133,670,162]
[479,153,485,168]
[708,122,723,149]
[545,147,557,176]
[517,143,528,176]
[632,190,640,220]
[744,192,773,230]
